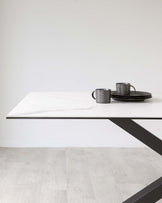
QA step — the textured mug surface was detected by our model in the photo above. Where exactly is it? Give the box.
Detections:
[92,89,111,103]
[116,83,136,96]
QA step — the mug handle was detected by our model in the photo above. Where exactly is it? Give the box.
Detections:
[130,85,136,91]
[92,91,96,100]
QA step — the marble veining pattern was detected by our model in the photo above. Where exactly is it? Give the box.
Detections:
[7,92,162,118]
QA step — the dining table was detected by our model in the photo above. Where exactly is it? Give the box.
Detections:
[7,92,162,203]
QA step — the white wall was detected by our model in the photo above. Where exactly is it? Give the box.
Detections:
[0,0,162,147]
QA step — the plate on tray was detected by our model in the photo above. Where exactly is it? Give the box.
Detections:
[111,91,152,102]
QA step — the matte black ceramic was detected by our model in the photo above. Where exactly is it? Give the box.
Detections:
[111,91,152,102]
[92,89,111,103]
[116,83,136,96]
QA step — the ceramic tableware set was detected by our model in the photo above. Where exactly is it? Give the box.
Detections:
[92,82,152,103]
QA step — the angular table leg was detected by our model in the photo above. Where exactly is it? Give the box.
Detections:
[109,118,162,203]
[123,177,162,203]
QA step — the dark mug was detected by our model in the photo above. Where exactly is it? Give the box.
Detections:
[92,89,111,103]
[116,83,136,96]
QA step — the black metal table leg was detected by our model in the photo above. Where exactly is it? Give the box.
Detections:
[123,177,162,203]
[109,118,162,203]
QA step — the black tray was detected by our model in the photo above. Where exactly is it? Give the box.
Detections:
[111,91,152,102]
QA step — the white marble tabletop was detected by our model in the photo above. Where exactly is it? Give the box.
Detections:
[7,92,162,119]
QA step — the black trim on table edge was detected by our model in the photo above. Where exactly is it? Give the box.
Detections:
[6,117,162,119]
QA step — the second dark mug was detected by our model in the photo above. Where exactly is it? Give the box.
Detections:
[92,89,111,103]
[116,82,136,96]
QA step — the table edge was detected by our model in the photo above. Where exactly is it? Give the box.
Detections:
[6,116,162,120]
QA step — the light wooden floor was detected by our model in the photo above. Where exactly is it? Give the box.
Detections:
[0,148,161,203]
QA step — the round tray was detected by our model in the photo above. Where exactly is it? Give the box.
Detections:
[111,91,152,102]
